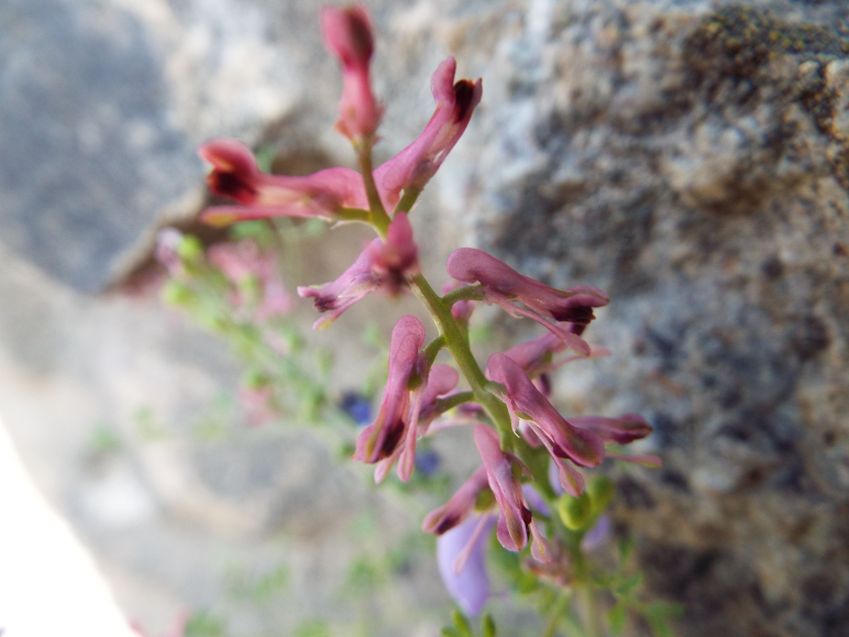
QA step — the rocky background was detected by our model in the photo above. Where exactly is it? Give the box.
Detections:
[1,0,847,636]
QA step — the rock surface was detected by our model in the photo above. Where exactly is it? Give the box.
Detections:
[1,0,848,636]
[454,1,849,636]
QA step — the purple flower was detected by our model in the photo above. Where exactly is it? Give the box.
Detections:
[297,212,418,328]
[354,315,424,465]
[374,58,482,210]
[423,466,489,535]
[446,248,609,351]
[437,514,494,617]
[199,139,367,225]
[486,353,605,496]
[321,4,382,141]
[474,425,552,562]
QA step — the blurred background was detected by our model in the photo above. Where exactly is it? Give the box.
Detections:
[1,0,847,636]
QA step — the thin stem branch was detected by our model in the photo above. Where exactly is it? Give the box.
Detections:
[355,142,391,235]
[442,284,485,306]
[411,273,514,447]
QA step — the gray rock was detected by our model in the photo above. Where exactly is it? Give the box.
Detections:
[451,1,849,635]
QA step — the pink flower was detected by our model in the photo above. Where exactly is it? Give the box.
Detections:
[474,425,551,561]
[503,331,610,379]
[446,248,609,351]
[297,213,418,328]
[207,240,293,319]
[570,414,652,445]
[354,315,425,465]
[198,139,366,225]
[374,58,482,210]
[321,4,382,141]
[423,466,489,535]
[486,353,605,495]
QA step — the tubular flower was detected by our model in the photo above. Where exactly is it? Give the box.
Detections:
[297,213,418,328]
[321,4,382,141]
[503,331,611,378]
[354,315,425,466]
[423,466,490,535]
[376,363,459,483]
[486,353,604,496]
[198,139,367,225]
[474,425,551,560]
[446,248,609,352]
[374,58,482,210]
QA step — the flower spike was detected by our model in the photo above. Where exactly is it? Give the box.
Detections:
[321,4,382,141]
[199,139,367,225]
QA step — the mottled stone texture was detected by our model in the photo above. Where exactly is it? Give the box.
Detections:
[459,1,849,635]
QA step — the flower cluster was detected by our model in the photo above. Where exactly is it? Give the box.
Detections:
[197,3,657,623]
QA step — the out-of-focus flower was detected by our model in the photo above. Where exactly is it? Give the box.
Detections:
[297,213,418,328]
[570,414,652,445]
[447,248,609,350]
[374,58,482,211]
[199,140,367,225]
[155,228,184,275]
[486,353,605,496]
[436,514,494,617]
[321,4,382,141]
[339,391,373,426]
[207,240,293,320]
[581,514,612,552]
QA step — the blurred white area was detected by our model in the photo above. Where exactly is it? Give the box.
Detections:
[0,415,136,637]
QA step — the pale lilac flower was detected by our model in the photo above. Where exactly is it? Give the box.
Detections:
[581,515,612,552]
[297,213,418,328]
[437,514,494,617]
[374,58,482,210]
[199,139,366,225]
[321,4,382,141]
[447,248,609,351]
[354,315,424,465]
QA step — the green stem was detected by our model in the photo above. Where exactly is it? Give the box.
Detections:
[580,587,601,637]
[395,187,422,214]
[542,594,569,637]
[442,283,485,306]
[411,273,513,446]
[431,391,475,415]
[356,143,391,235]
[422,335,446,369]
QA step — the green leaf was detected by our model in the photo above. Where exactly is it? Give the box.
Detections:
[588,475,614,515]
[481,613,497,637]
[558,492,593,531]
[615,573,643,597]
[452,609,474,637]
[608,603,627,635]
